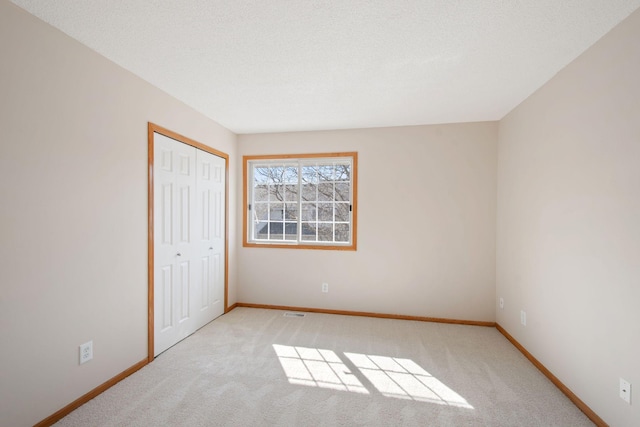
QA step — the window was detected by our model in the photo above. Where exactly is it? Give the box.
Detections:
[243,152,357,250]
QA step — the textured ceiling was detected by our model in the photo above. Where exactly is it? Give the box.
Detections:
[10,0,640,134]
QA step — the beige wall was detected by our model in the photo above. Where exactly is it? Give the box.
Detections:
[497,8,640,427]
[238,123,498,321]
[0,3,237,426]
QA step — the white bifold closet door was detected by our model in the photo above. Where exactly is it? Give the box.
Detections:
[154,132,225,356]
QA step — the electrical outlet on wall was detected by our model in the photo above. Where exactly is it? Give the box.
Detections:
[499,297,504,309]
[321,282,329,293]
[79,341,93,365]
[620,378,631,404]
[520,310,527,326]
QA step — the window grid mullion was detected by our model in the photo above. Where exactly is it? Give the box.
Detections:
[251,167,255,241]
[332,176,336,242]
[314,163,318,242]
[297,162,302,244]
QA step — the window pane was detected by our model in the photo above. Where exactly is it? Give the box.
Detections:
[318,203,333,221]
[301,165,318,183]
[335,164,350,181]
[334,183,349,201]
[335,203,350,222]
[284,166,298,183]
[268,222,284,240]
[254,184,268,202]
[254,203,268,221]
[335,224,349,242]
[318,165,334,181]
[285,184,298,201]
[301,184,317,201]
[270,166,284,183]
[256,221,269,239]
[254,167,270,184]
[318,223,333,242]
[317,182,333,201]
[270,204,283,220]
[285,203,298,220]
[284,222,297,241]
[301,203,316,221]
[269,185,285,202]
[301,222,317,241]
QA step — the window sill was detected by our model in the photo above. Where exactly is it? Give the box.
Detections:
[243,242,356,251]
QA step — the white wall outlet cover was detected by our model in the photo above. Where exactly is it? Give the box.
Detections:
[499,297,504,309]
[520,310,527,326]
[79,341,93,365]
[620,378,631,404]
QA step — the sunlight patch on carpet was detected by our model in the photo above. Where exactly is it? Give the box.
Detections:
[273,344,368,394]
[273,344,473,409]
[344,352,473,409]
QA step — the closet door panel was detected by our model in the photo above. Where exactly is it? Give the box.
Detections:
[154,133,197,356]
[196,149,225,325]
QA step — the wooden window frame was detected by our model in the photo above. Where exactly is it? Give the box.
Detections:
[243,152,357,251]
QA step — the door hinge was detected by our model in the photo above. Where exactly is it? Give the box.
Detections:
[349,204,352,212]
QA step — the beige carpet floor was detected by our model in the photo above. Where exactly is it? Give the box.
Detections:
[54,307,594,426]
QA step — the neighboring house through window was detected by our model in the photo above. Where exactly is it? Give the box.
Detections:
[243,152,357,250]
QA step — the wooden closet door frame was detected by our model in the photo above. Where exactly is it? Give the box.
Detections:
[147,122,230,362]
